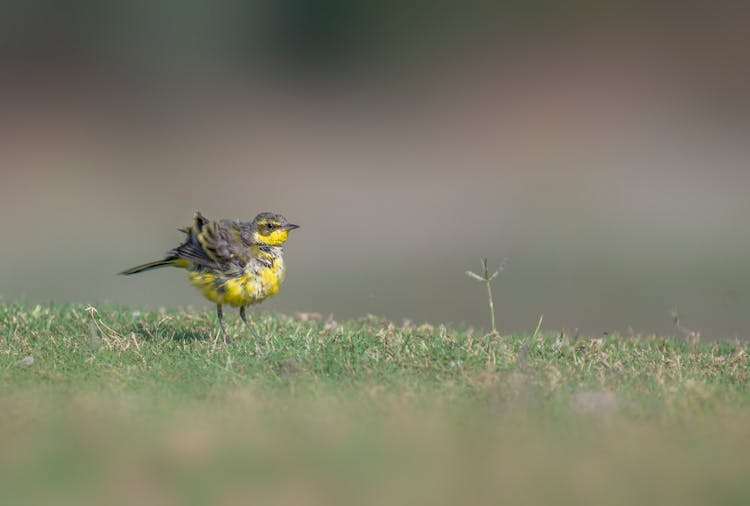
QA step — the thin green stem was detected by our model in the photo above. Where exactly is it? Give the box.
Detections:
[486,279,496,334]
[531,314,544,340]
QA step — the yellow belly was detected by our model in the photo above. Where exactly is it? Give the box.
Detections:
[187,260,284,307]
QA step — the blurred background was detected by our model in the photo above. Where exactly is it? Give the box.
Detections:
[1,0,748,338]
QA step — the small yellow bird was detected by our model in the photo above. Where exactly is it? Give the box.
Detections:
[121,211,299,341]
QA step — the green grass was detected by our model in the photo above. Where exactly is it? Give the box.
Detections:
[1,303,749,506]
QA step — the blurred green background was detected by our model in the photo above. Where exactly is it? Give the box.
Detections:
[1,0,749,338]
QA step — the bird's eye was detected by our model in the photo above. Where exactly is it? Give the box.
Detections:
[266,223,274,230]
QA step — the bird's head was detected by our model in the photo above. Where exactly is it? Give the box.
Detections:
[251,212,299,246]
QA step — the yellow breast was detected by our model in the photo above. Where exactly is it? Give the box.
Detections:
[187,258,285,307]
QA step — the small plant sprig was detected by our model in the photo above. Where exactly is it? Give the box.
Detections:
[671,308,700,344]
[466,257,507,335]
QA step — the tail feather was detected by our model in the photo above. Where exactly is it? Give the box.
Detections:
[120,259,175,275]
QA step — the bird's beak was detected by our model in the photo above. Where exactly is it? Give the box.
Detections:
[284,223,300,231]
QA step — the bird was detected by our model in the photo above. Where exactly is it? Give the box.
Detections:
[121,211,299,341]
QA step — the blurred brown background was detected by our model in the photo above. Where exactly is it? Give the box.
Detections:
[1,1,748,338]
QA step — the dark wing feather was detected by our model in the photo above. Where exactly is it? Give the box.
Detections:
[169,212,250,271]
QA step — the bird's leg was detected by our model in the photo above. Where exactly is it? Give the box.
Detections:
[216,304,229,343]
[239,306,258,339]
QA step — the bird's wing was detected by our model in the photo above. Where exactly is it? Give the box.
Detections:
[170,212,250,271]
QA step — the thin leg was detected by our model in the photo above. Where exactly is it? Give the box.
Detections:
[239,306,257,339]
[216,304,229,343]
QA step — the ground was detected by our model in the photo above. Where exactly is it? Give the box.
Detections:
[1,303,749,506]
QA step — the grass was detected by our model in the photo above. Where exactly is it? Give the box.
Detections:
[1,303,749,506]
